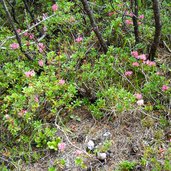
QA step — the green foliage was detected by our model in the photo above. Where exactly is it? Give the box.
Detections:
[0,0,170,169]
[117,160,136,171]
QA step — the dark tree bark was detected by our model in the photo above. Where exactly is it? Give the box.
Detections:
[2,0,33,61]
[133,0,139,43]
[149,0,162,61]
[131,0,139,44]
[80,0,108,54]
[23,0,42,36]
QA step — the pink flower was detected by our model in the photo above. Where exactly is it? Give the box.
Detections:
[134,93,143,100]
[162,85,169,92]
[137,99,144,106]
[138,22,142,25]
[52,4,58,12]
[125,71,133,76]
[17,29,21,33]
[145,60,156,66]
[132,62,139,67]
[125,20,133,25]
[125,11,134,17]
[75,36,83,43]
[59,79,65,85]
[38,60,44,67]
[10,43,19,49]
[29,34,34,40]
[38,43,45,53]
[24,32,29,37]
[18,110,27,117]
[24,70,35,78]
[138,54,146,60]
[131,51,139,58]
[139,14,144,19]
[74,150,83,156]
[58,142,66,151]
[34,96,39,102]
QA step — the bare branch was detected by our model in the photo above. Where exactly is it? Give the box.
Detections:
[80,0,108,54]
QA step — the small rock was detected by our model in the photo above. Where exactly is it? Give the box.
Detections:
[87,140,95,151]
[97,152,107,161]
[103,131,111,137]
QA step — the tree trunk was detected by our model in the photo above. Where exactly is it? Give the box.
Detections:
[149,0,162,61]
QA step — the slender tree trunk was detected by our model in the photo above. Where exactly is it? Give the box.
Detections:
[80,0,108,54]
[2,0,33,60]
[149,0,162,61]
[131,0,139,44]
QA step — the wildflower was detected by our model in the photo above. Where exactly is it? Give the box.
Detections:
[139,14,144,19]
[134,93,143,100]
[159,148,164,154]
[74,150,83,156]
[162,85,169,92]
[137,99,144,106]
[18,110,27,117]
[58,142,66,152]
[132,62,139,67]
[38,60,44,67]
[38,43,45,53]
[10,43,19,49]
[59,79,65,85]
[138,22,142,25]
[34,96,39,102]
[125,20,133,25]
[145,60,156,66]
[52,4,58,12]
[75,36,83,43]
[16,29,21,33]
[131,51,139,58]
[138,54,146,60]
[124,71,133,76]
[29,33,34,40]
[24,70,35,78]
[24,32,28,37]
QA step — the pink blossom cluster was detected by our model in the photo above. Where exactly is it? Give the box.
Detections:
[38,43,45,53]
[144,60,156,66]
[18,110,27,117]
[162,85,169,92]
[58,142,66,151]
[34,95,39,102]
[75,36,83,43]
[52,4,58,12]
[125,71,133,77]
[38,60,44,67]
[58,79,65,85]
[10,43,19,49]
[134,93,144,106]
[139,14,144,19]
[125,19,133,25]
[24,70,35,78]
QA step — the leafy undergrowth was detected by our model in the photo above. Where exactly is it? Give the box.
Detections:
[0,0,171,171]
